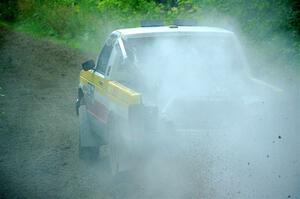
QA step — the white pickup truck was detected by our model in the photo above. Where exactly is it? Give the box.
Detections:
[76,20,283,174]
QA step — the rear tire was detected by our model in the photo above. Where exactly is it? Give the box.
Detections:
[79,136,99,160]
[107,116,120,175]
[78,105,99,161]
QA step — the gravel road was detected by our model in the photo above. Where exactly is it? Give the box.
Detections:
[0,28,114,199]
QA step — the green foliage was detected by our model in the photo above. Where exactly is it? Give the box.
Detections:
[0,0,299,70]
[0,0,18,21]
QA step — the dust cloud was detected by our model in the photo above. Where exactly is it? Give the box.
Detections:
[112,26,300,198]
[0,9,299,199]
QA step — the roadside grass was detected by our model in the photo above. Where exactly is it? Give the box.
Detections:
[0,18,103,54]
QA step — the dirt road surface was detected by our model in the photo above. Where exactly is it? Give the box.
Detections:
[0,28,299,199]
[0,28,115,199]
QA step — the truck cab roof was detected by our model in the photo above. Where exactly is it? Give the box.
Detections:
[114,26,234,39]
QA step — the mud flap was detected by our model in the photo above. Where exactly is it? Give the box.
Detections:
[79,105,98,147]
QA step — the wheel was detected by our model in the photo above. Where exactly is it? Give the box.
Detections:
[78,105,99,160]
[79,136,99,160]
[107,116,120,175]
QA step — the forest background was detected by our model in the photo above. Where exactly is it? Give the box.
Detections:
[1,0,299,74]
